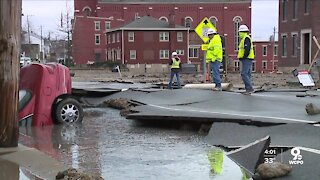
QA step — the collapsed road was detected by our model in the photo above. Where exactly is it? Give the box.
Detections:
[74,81,320,179]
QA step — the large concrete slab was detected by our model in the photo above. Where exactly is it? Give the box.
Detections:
[205,123,320,149]
[127,89,320,124]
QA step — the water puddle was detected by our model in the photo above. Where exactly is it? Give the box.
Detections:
[18,108,245,179]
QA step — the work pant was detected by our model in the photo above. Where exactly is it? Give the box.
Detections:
[210,61,221,88]
[168,70,181,89]
[240,59,254,92]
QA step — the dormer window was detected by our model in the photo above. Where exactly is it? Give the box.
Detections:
[83,7,92,16]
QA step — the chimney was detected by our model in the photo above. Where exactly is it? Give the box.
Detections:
[169,10,175,28]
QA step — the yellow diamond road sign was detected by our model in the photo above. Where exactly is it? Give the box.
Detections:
[195,17,217,43]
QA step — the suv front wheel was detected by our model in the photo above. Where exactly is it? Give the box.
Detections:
[54,98,83,124]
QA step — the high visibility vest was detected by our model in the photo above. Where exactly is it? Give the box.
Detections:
[206,34,223,63]
[238,34,255,59]
[171,58,180,69]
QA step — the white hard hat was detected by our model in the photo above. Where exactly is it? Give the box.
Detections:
[239,25,250,32]
[207,28,216,35]
[172,52,178,56]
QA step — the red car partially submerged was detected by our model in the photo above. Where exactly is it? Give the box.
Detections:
[19,63,83,126]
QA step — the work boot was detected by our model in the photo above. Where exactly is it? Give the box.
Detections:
[242,89,254,95]
[213,87,222,91]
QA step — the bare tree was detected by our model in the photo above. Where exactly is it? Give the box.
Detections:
[0,0,21,147]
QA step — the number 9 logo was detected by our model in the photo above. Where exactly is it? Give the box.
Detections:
[291,147,302,160]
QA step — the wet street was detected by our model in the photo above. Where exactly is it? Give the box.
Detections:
[19,108,244,180]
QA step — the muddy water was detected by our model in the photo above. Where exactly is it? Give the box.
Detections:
[19,108,245,180]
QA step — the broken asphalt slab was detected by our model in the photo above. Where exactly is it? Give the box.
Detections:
[126,89,320,124]
[226,136,270,178]
[205,123,320,150]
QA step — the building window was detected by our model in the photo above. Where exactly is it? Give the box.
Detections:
[159,16,168,22]
[282,0,287,21]
[189,47,199,58]
[234,60,240,71]
[176,50,184,55]
[304,0,310,14]
[117,33,120,42]
[108,35,111,44]
[128,32,134,42]
[262,61,268,70]
[95,21,100,31]
[95,34,100,45]
[83,7,92,16]
[177,32,183,42]
[292,33,298,57]
[112,34,115,43]
[281,34,287,57]
[184,17,193,28]
[252,61,256,72]
[160,50,169,59]
[293,0,298,19]
[233,16,242,51]
[130,50,136,60]
[263,45,268,56]
[274,45,278,56]
[209,16,218,28]
[105,21,111,31]
[160,32,169,42]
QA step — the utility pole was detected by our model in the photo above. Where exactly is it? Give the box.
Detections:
[27,15,31,44]
[0,0,21,147]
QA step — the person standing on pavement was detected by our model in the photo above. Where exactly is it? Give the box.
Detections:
[206,28,223,91]
[238,24,255,94]
[168,52,181,89]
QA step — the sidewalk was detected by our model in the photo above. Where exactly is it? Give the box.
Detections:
[0,144,68,180]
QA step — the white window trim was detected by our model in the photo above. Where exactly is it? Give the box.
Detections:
[95,34,101,45]
[184,16,193,28]
[274,45,278,56]
[281,33,288,58]
[176,50,184,55]
[160,50,169,59]
[291,32,298,57]
[262,60,268,70]
[209,16,218,28]
[177,32,183,42]
[105,21,111,31]
[159,16,168,22]
[159,32,169,42]
[252,60,256,72]
[262,45,268,56]
[189,47,199,58]
[234,60,240,71]
[94,21,100,31]
[128,32,134,42]
[130,50,136,60]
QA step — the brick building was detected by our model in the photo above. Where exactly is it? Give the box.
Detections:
[278,0,320,71]
[73,0,252,69]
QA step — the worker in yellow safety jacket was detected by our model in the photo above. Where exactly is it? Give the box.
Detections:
[237,24,255,95]
[206,28,223,91]
[168,52,181,89]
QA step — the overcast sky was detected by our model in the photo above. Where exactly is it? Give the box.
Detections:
[22,0,278,41]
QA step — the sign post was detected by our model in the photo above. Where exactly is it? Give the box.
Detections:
[195,17,216,83]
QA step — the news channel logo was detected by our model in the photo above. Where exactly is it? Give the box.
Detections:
[289,147,303,165]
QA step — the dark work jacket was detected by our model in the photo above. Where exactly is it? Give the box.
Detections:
[169,57,181,73]
[241,37,252,60]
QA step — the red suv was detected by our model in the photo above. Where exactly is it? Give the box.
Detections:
[19,63,83,126]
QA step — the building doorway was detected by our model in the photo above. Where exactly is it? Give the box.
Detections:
[301,30,311,65]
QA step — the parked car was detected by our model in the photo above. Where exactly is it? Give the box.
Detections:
[19,63,83,126]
